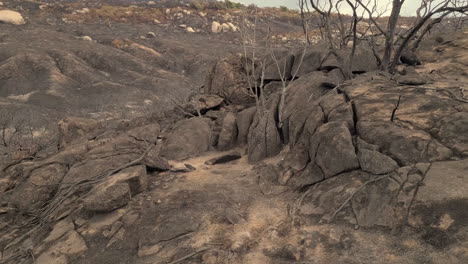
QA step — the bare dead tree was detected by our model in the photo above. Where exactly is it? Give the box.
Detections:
[239,7,267,112]
[410,11,451,51]
[391,1,468,70]
[267,32,308,128]
[355,0,468,72]
[299,0,312,45]
[299,0,373,79]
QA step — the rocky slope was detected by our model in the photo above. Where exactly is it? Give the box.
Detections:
[1,23,467,264]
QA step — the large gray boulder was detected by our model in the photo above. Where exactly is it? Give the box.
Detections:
[281,71,329,145]
[236,107,256,145]
[83,183,131,212]
[291,50,323,77]
[309,121,359,178]
[161,117,212,160]
[217,112,238,150]
[248,109,282,162]
[263,54,295,81]
[248,96,282,162]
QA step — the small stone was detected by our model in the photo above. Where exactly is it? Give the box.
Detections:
[169,161,196,172]
[146,32,156,38]
[79,36,93,42]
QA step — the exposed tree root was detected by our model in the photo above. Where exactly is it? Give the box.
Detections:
[2,144,155,263]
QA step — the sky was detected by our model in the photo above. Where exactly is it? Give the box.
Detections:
[232,0,430,16]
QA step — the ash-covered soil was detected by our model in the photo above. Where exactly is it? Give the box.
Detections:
[1,1,468,264]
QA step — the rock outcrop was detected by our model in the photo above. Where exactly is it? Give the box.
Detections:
[161,117,212,160]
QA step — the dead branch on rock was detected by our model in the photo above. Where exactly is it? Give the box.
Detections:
[330,174,392,221]
[35,144,154,223]
[4,144,155,257]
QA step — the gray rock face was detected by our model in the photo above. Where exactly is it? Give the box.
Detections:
[310,122,359,178]
[281,144,310,172]
[290,162,324,188]
[319,47,378,73]
[263,54,294,81]
[291,50,323,77]
[358,121,453,165]
[217,112,238,150]
[396,73,427,85]
[323,68,345,88]
[262,81,284,99]
[358,149,399,174]
[281,71,329,146]
[435,112,468,156]
[83,183,131,212]
[161,117,212,160]
[236,107,256,145]
[126,123,161,144]
[300,170,411,228]
[63,153,138,184]
[248,109,282,163]
[416,159,468,202]
[356,137,380,151]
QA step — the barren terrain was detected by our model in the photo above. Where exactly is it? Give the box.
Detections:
[0,1,467,264]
